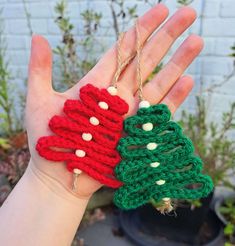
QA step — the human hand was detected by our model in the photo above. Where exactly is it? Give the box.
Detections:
[25,3,203,200]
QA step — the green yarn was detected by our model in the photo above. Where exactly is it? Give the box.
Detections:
[113,104,213,210]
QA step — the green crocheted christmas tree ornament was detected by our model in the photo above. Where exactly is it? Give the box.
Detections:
[113,101,213,211]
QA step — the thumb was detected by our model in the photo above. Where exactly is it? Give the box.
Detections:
[27,35,53,99]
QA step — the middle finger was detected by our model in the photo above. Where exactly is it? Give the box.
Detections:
[119,6,197,93]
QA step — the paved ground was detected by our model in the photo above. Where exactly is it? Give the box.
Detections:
[77,211,135,246]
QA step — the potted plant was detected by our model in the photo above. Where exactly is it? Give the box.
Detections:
[215,195,235,245]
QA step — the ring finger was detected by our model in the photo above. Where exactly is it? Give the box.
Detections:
[141,34,203,104]
[160,75,194,114]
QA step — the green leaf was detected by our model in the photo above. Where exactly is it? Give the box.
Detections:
[177,0,193,5]
[224,223,235,236]
[0,137,11,149]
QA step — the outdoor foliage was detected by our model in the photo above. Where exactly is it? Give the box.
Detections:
[53,0,80,90]
[219,197,235,245]
[0,9,25,136]
[53,0,103,90]
[0,10,29,205]
[179,44,235,190]
[0,11,14,137]
[179,98,235,189]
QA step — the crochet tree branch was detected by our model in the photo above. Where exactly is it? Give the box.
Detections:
[36,84,128,188]
[114,103,213,210]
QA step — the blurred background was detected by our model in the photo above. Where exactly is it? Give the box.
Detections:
[0,0,234,245]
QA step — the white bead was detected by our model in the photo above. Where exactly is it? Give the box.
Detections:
[142,122,153,131]
[139,100,150,109]
[89,116,99,126]
[107,86,117,95]
[82,133,92,141]
[98,101,109,110]
[162,197,170,202]
[73,168,82,175]
[147,142,158,150]
[150,162,160,168]
[75,149,86,157]
[156,180,166,185]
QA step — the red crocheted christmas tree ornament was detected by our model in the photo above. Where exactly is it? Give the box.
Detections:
[36,84,129,188]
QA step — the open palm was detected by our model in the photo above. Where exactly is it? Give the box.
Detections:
[25,4,203,199]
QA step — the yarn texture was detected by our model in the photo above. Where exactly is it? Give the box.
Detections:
[36,84,128,188]
[113,103,213,209]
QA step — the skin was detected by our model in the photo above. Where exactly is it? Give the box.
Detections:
[0,4,203,245]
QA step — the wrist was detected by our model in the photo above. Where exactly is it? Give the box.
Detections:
[0,158,90,245]
[28,159,93,204]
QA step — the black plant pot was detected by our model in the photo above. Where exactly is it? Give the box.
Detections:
[139,192,213,242]
[119,192,224,246]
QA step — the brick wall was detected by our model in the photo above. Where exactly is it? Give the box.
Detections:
[0,0,235,124]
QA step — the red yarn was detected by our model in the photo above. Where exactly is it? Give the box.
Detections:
[36,84,128,188]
